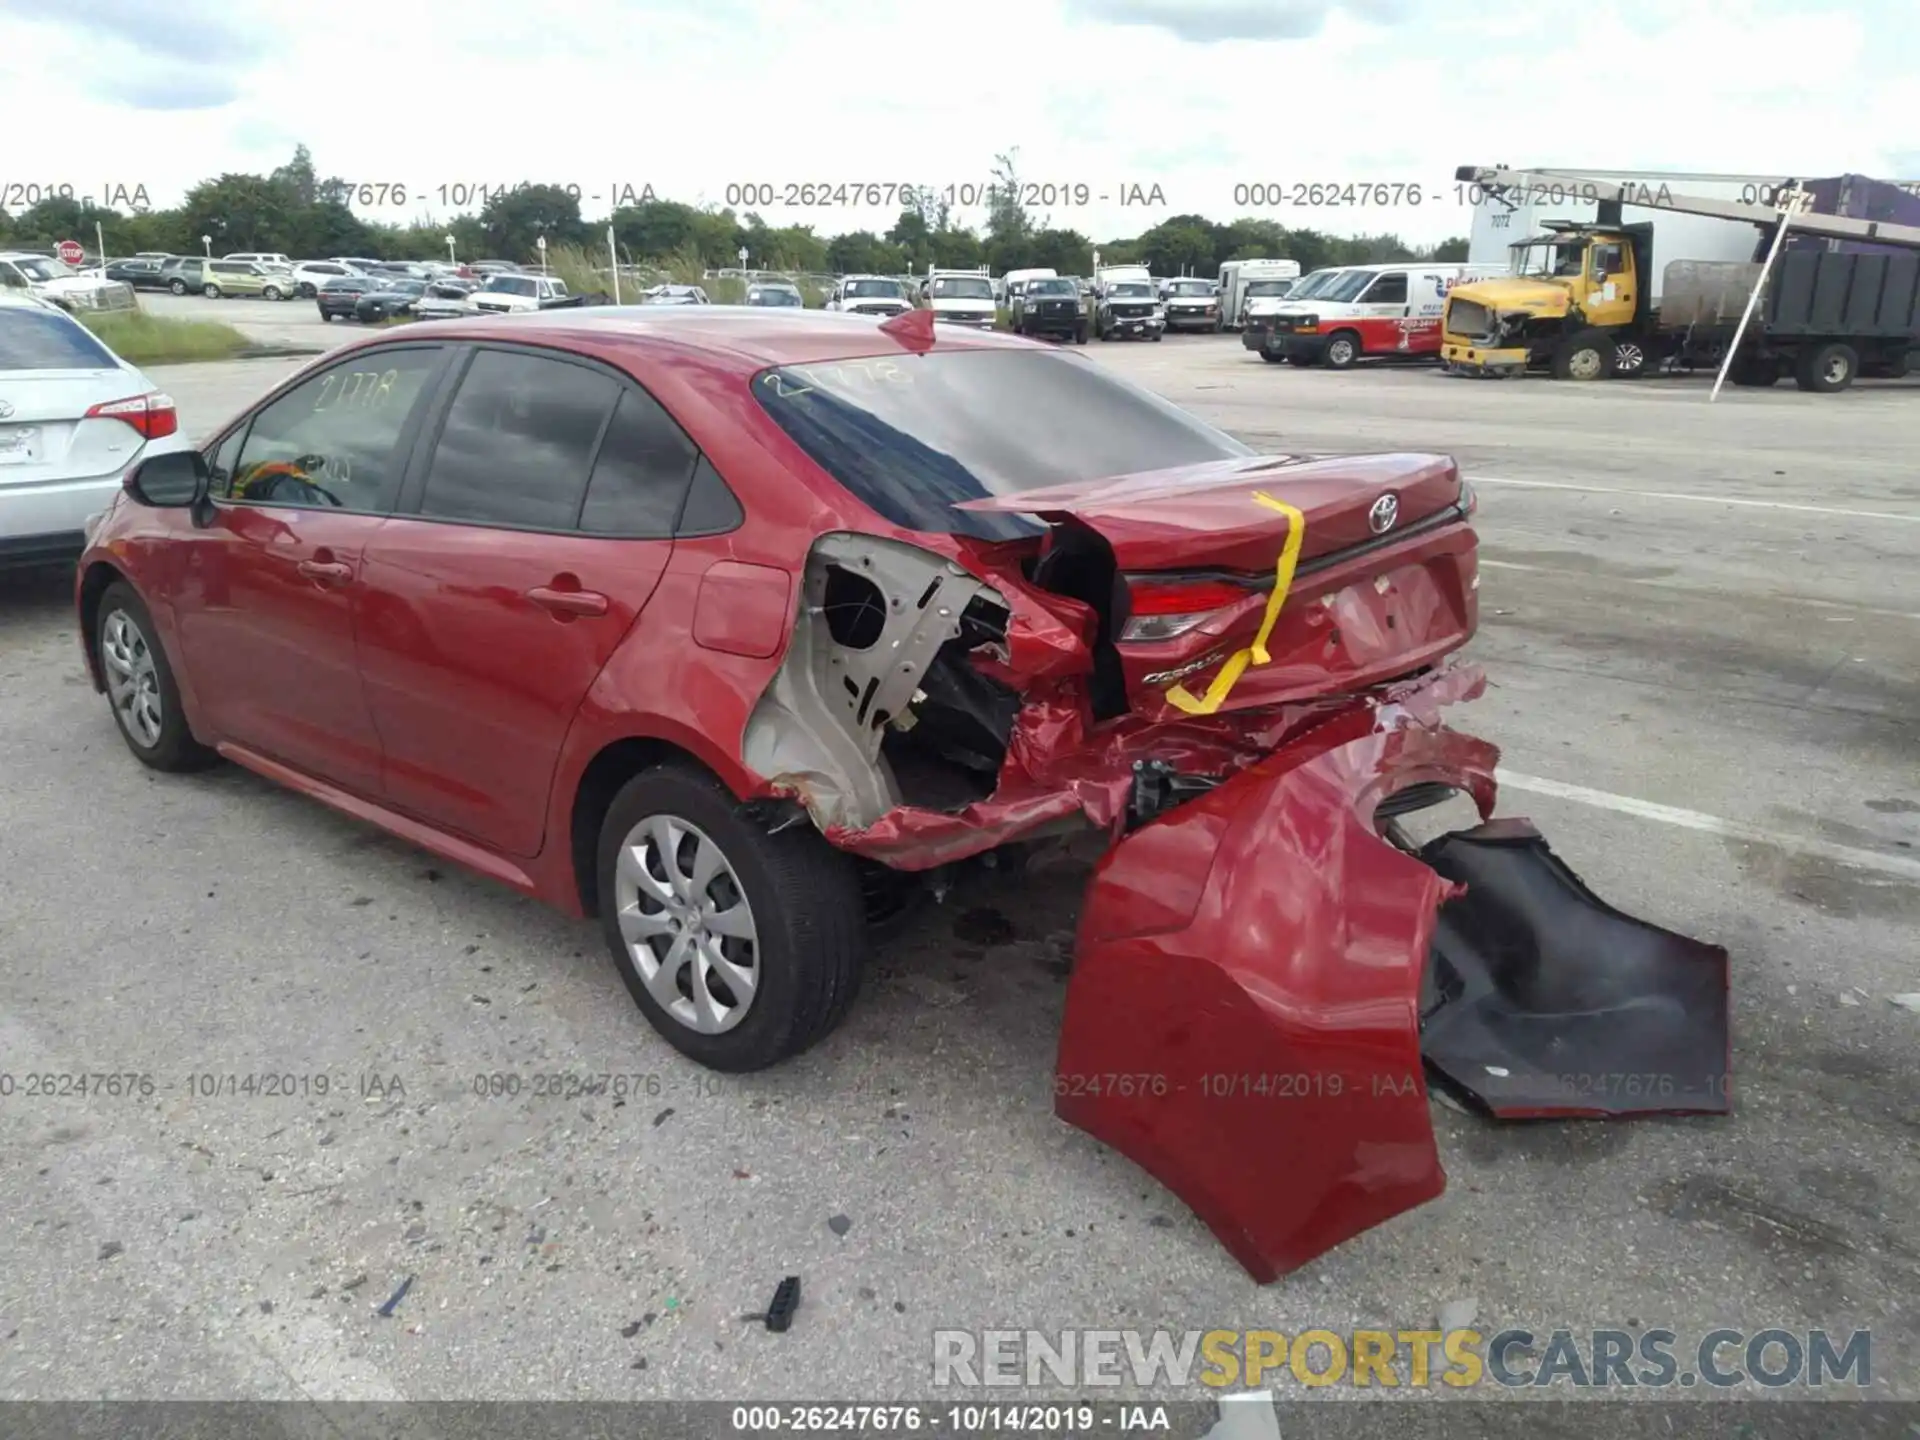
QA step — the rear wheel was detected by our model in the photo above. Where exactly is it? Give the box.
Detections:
[1611,338,1650,377]
[298,283,317,298]
[1074,322,1088,344]
[1286,354,1313,368]
[96,583,217,773]
[262,285,284,301]
[202,283,222,299]
[1323,331,1361,369]
[1794,342,1857,393]
[1551,329,1614,380]
[1730,352,1780,387]
[597,763,868,1072]
[169,279,188,295]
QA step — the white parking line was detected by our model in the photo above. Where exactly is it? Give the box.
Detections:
[1466,474,1920,524]
[1497,771,1920,882]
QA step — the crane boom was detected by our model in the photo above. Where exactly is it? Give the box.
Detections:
[1456,165,1920,251]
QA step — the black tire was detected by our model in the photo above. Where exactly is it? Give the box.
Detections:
[596,763,868,1072]
[1551,329,1614,380]
[1322,330,1362,369]
[1074,323,1088,344]
[1260,350,1285,363]
[319,311,334,323]
[1286,354,1313,368]
[263,286,284,301]
[1883,350,1911,380]
[298,283,316,298]
[169,279,188,295]
[96,582,218,773]
[202,283,222,299]
[1794,341,1857,393]
[1149,330,1162,342]
[1730,353,1780,387]
[1611,338,1651,378]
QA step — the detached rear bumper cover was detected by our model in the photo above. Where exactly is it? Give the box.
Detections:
[1057,665,1730,1282]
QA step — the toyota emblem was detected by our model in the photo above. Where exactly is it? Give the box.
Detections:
[0,400,14,419]
[1368,493,1399,534]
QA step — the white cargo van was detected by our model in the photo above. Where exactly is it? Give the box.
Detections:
[1000,267,1057,309]
[1253,262,1509,368]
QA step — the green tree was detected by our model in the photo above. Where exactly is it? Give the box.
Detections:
[1028,227,1093,275]
[1430,235,1470,262]
[1135,216,1216,276]
[478,184,587,263]
[11,194,124,249]
[983,149,1037,272]
[612,199,702,261]
[181,172,293,254]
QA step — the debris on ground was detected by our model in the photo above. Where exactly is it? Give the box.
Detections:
[739,1276,804,1331]
[375,1274,414,1317]
[1889,994,1920,1013]
[827,1214,852,1237]
[97,1241,124,1261]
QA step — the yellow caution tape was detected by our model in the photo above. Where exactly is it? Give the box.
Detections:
[1164,491,1306,716]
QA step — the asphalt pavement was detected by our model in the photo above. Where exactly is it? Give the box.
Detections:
[1,302,1915,1405]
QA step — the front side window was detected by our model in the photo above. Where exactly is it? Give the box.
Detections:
[225,348,442,510]
[417,350,619,531]
[753,349,1252,541]
[1362,273,1408,304]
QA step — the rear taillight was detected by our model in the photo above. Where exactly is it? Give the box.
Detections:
[1120,575,1262,643]
[85,392,178,440]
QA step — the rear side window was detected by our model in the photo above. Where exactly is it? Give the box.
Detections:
[226,348,441,510]
[417,350,618,530]
[0,306,118,370]
[578,388,699,535]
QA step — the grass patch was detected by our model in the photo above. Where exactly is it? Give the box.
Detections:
[80,308,251,365]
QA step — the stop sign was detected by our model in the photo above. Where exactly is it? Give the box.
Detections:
[55,239,86,266]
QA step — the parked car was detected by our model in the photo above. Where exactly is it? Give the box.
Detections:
[0,292,187,569]
[99,258,174,291]
[1160,278,1221,332]
[1094,279,1165,341]
[1009,276,1088,343]
[222,252,294,269]
[159,257,209,295]
[468,260,522,277]
[469,273,571,314]
[71,306,1728,1284]
[314,274,387,321]
[202,260,294,301]
[640,285,710,306]
[292,261,359,298]
[352,278,429,322]
[414,281,478,321]
[745,282,805,308]
[823,275,912,317]
[0,252,137,312]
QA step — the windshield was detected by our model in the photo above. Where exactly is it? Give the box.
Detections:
[1108,283,1153,298]
[1027,279,1076,296]
[1245,280,1295,297]
[1513,239,1587,278]
[930,277,993,299]
[1282,269,1344,301]
[844,278,904,299]
[0,305,118,370]
[1167,280,1211,296]
[1319,270,1380,303]
[753,350,1252,542]
[15,257,70,282]
[749,287,803,305]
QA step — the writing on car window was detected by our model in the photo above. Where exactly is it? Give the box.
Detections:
[313,368,402,413]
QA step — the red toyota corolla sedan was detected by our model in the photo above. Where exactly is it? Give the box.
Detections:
[74,306,1730,1282]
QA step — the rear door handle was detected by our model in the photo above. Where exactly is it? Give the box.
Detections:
[297,559,353,585]
[527,585,609,617]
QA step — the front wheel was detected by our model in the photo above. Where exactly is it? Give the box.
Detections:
[202,283,222,299]
[1074,323,1088,344]
[1286,354,1313,368]
[597,764,868,1072]
[1323,331,1361,369]
[96,583,218,772]
[1551,329,1614,380]
[263,286,284,301]
[169,279,188,295]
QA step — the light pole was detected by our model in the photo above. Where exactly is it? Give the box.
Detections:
[536,235,547,275]
[445,234,456,265]
[737,245,748,277]
[201,234,212,257]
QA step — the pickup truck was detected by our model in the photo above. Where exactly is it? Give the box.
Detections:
[468,273,572,314]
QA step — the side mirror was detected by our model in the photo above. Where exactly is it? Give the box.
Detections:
[126,449,211,518]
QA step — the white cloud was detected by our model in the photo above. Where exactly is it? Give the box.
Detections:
[1,0,1914,246]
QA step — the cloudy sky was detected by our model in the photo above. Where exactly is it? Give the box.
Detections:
[2,0,1914,245]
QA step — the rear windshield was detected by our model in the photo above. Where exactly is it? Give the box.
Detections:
[752,349,1252,541]
[0,306,118,371]
[1245,280,1295,296]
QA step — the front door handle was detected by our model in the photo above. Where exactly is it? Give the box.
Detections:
[297,559,352,585]
[527,585,609,618]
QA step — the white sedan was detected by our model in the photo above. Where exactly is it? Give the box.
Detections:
[0,293,190,570]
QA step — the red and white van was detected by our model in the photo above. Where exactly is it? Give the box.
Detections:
[1254,262,1510,369]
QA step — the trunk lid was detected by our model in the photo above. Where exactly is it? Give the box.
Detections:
[0,369,141,485]
[952,451,1464,571]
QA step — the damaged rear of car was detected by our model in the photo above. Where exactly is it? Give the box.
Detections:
[720,322,1732,1280]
